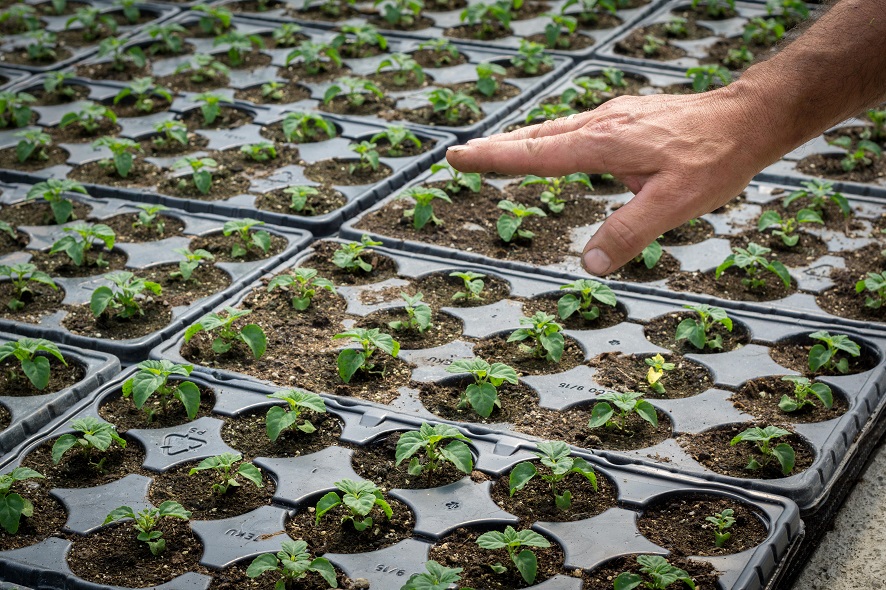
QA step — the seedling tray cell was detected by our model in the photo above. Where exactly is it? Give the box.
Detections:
[0,180,312,362]
[0,68,30,91]
[0,368,802,590]
[150,240,886,511]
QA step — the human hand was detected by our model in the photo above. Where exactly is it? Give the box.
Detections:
[445,85,789,276]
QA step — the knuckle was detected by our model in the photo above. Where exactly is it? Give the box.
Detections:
[603,212,647,256]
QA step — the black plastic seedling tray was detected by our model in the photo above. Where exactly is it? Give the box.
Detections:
[0,180,312,362]
[152,240,886,512]
[0,68,30,91]
[0,368,803,590]
[0,331,118,456]
[0,74,455,235]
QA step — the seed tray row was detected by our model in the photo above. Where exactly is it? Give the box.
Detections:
[0,331,118,456]
[0,180,312,362]
[0,68,30,91]
[0,367,802,590]
[148,239,886,510]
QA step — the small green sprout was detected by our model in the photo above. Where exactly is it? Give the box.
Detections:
[133,204,170,235]
[377,53,425,87]
[543,13,578,49]
[476,526,550,585]
[194,92,233,126]
[152,120,190,147]
[267,268,336,310]
[614,555,696,590]
[402,561,466,590]
[519,173,591,214]
[240,141,278,162]
[0,338,67,390]
[511,39,554,75]
[561,76,611,108]
[49,222,116,268]
[332,23,388,57]
[430,162,481,194]
[213,31,264,67]
[557,278,617,321]
[730,425,795,476]
[25,177,86,224]
[172,156,217,195]
[247,540,338,589]
[146,23,187,55]
[122,360,202,421]
[473,62,507,98]
[782,179,851,218]
[284,185,320,213]
[856,271,886,309]
[170,248,214,283]
[508,312,564,362]
[90,271,162,320]
[664,16,688,36]
[59,103,118,135]
[96,38,146,72]
[389,293,432,333]
[509,440,597,511]
[333,328,400,383]
[92,136,142,178]
[223,218,271,258]
[265,388,327,440]
[743,16,784,45]
[398,187,452,230]
[645,354,675,395]
[715,243,791,290]
[115,0,141,23]
[281,111,337,143]
[65,6,117,42]
[808,331,860,374]
[525,101,577,124]
[0,468,44,534]
[189,452,263,495]
[416,39,460,67]
[396,422,473,477]
[450,271,486,301]
[867,108,886,140]
[13,130,52,164]
[174,54,230,84]
[779,375,833,412]
[445,358,518,418]
[191,4,233,35]
[675,303,733,351]
[43,72,78,99]
[685,65,731,92]
[691,0,735,18]
[829,136,883,172]
[348,140,381,175]
[588,391,658,433]
[496,200,546,242]
[642,34,665,56]
[324,77,384,109]
[376,0,423,27]
[104,501,191,556]
[427,88,481,124]
[706,509,736,548]
[285,40,343,75]
[272,23,304,47]
[260,81,286,102]
[51,416,126,471]
[315,479,393,531]
[0,91,35,129]
[0,5,38,31]
[0,264,58,311]
[113,77,172,113]
[460,1,512,39]
[184,306,268,359]
[24,31,58,62]
[332,234,382,273]
[370,126,422,157]
[757,209,823,247]
[724,46,754,69]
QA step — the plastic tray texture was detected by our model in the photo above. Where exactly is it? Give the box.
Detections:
[152,240,886,510]
[0,68,30,91]
[0,369,802,590]
[0,180,312,362]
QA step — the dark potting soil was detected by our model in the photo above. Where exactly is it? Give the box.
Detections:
[138,263,232,308]
[156,71,231,94]
[21,435,147,489]
[98,385,217,431]
[281,62,352,83]
[427,526,566,590]
[0,228,29,256]
[259,120,338,145]
[303,158,394,185]
[148,460,277,520]
[189,231,288,263]
[0,200,91,227]
[224,0,286,12]
[67,519,207,587]
[816,268,886,323]
[285,497,415,554]
[824,126,886,151]
[350,431,475,490]
[67,159,165,189]
[254,186,348,216]
[582,554,720,590]
[614,27,689,61]
[48,119,121,144]
[768,334,879,376]
[219,409,344,459]
[216,51,273,70]
[448,81,523,103]
[774,193,858,232]
[589,352,714,399]
[0,403,9,430]
[100,213,186,243]
[731,375,848,424]
[536,403,673,451]
[367,14,434,30]
[679,422,814,479]
[728,230,828,268]
[74,61,152,82]
[366,70,432,93]
[62,299,173,339]
[234,83,312,105]
[797,153,886,184]
[418,379,541,426]
[703,37,776,69]
[107,95,172,119]
[643,311,751,354]
[606,250,681,283]
[0,47,73,68]
[180,107,254,131]
[0,356,84,396]
[636,495,769,557]
[525,31,596,50]
[356,308,463,350]
[139,132,210,157]
[676,4,738,21]
[411,48,469,69]
[472,334,586,376]
[286,3,362,21]
[374,136,436,158]
[0,145,70,171]
[521,295,628,331]
[834,242,885,276]
[0,489,66,551]
[392,104,484,128]
[209,561,356,590]
[26,84,90,106]
[666,266,797,302]
[408,270,512,309]
[157,168,253,201]
[490,466,618,523]
[0,282,66,323]
[444,23,511,41]
[337,43,387,60]
[660,218,715,246]
[299,240,400,286]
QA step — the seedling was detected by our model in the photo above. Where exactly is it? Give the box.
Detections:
[520,173,591,214]
[417,39,460,67]
[246,540,338,589]
[511,40,554,75]
[509,312,564,362]
[808,330,860,374]
[757,209,823,247]
[146,23,187,55]
[402,561,466,590]
[24,31,58,62]
[332,234,382,273]
[588,391,658,432]
[59,103,118,135]
[856,271,886,309]
[427,88,481,124]
[476,526,550,585]
[829,135,883,172]
[90,271,162,320]
[450,271,486,301]
[348,140,381,175]
[613,555,696,590]
[315,478,393,531]
[0,338,67,390]
[223,218,271,258]
[285,40,343,75]
[96,38,146,72]
[240,141,278,162]
[398,187,452,230]
[509,440,597,511]
[560,0,618,23]
[644,354,675,395]
[686,65,732,92]
[561,76,612,108]
[191,4,232,35]
[430,162,481,194]
[715,243,791,290]
[525,101,577,123]
[675,303,733,351]
[782,179,851,218]
[272,23,304,47]
[867,108,886,140]
[460,1,512,38]
[152,120,189,147]
[104,502,191,555]
[283,185,320,214]
[766,0,808,24]
[265,388,327,440]
[743,16,784,45]
[642,34,665,56]
[51,416,126,471]
[115,0,141,23]
[663,16,688,36]
[324,77,384,109]
[446,358,518,418]
[122,360,202,422]
[333,328,400,383]
[0,468,44,534]
[113,77,172,113]
[543,13,578,49]
[194,92,233,126]
[779,375,833,412]
[475,62,508,97]
[189,452,263,495]
[724,46,754,69]
[496,199,547,243]
[0,5,38,32]
[691,0,735,18]
[172,156,217,195]
[49,222,116,268]
[706,509,736,548]
[261,81,286,101]
[389,293,432,333]
[65,6,117,42]
[730,425,795,475]
[184,306,268,358]
[133,204,170,235]
[25,178,88,224]
[267,268,336,311]
[376,0,423,27]
[170,248,214,283]
[281,111,337,143]
[0,263,58,311]
[92,136,142,178]
[42,72,78,100]
[377,52,425,86]
[332,23,388,57]
[396,422,473,477]
[371,126,422,157]
[213,31,264,67]
[174,54,230,84]
[13,130,52,164]
[557,278,617,321]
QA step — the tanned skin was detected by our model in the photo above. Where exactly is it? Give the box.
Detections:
[445,0,886,275]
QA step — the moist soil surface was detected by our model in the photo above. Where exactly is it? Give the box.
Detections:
[139,132,210,157]
[473,334,585,376]
[0,404,9,430]
[107,95,172,119]
[667,267,797,303]
[797,153,886,184]
[411,48,469,69]
[490,467,618,523]
[180,107,255,131]
[644,311,751,354]
[21,436,147,489]
[26,85,91,106]
[97,385,217,431]
[259,120,338,145]
[62,299,172,339]
[303,158,394,186]
[0,490,66,551]
[234,83,312,105]
[0,356,84,396]
[729,230,828,268]
[679,422,815,479]
[67,160,164,189]
[189,231,288,263]
[427,527,567,590]
[636,495,769,557]
[605,251,682,283]
[374,136,436,158]
[48,119,121,144]
[448,81,522,103]
[0,145,70,171]
[768,335,879,376]
[0,201,92,227]
[0,229,30,256]
[817,268,886,322]
[219,409,344,459]
[30,249,128,278]
[139,263,232,308]
[520,296,629,331]
[254,185,348,217]
[590,352,714,399]
[582,554,720,590]
[355,308,463,349]
[391,104,484,128]
[299,240,399,286]
[408,271,512,309]
[525,31,596,50]
[731,376,848,424]
[0,282,67,323]
[209,562,355,590]
[100,213,186,242]
[540,403,673,451]
[660,218,715,246]
[418,380,541,426]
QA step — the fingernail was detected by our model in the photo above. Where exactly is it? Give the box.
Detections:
[582,248,611,276]
[467,137,489,145]
[447,145,469,153]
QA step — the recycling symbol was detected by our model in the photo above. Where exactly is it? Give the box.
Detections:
[160,428,207,455]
